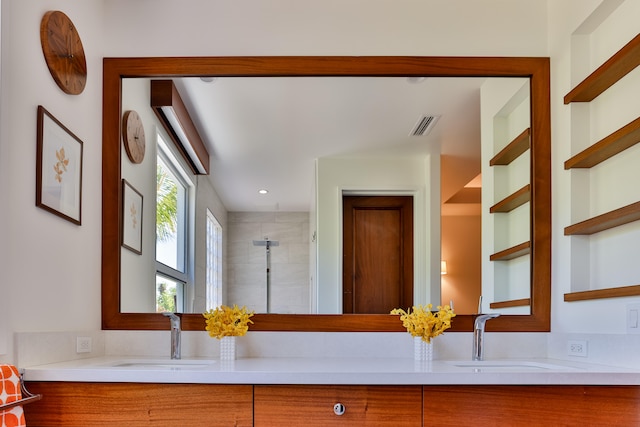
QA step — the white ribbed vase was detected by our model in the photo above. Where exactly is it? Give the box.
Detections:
[220,336,237,361]
[414,336,433,361]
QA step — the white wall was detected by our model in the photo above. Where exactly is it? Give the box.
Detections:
[120,79,159,312]
[316,156,433,313]
[0,0,104,362]
[100,0,548,58]
[548,0,640,335]
[0,1,5,355]
[480,78,531,314]
[0,0,548,363]
[120,78,229,313]
[22,0,640,365]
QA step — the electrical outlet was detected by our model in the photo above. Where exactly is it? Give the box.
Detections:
[567,340,587,357]
[76,336,92,353]
[627,303,640,334]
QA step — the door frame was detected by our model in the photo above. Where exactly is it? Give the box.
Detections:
[342,194,415,313]
[337,188,433,311]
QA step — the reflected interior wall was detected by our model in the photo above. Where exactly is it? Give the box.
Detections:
[441,215,481,314]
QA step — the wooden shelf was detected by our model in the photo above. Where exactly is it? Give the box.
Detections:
[565,116,640,169]
[489,298,531,309]
[489,128,530,166]
[563,35,640,303]
[564,201,640,236]
[490,241,530,261]
[564,284,640,302]
[490,185,530,213]
[564,34,640,104]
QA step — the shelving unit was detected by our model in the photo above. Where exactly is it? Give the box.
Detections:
[489,128,530,166]
[486,95,531,310]
[489,298,531,309]
[489,124,531,263]
[564,117,640,169]
[489,241,530,262]
[564,32,640,302]
[490,184,530,213]
[563,33,640,104]
[564,201,640,236]
[564,284,640,302]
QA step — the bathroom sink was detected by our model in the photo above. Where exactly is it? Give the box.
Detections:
[446,360,579,372]
[111,360,215,370]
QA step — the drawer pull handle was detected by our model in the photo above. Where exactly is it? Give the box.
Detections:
[333,403,346,416]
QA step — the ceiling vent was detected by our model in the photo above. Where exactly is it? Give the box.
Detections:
[410,115,440,137]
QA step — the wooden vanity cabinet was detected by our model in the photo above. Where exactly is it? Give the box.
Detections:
[23,382,253,427]
[23,382,640,426]
[424,385,640,426]
[254,385,422,426]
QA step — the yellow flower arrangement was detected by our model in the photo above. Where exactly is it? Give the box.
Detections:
[203,304,255,339]
[390,304,456,343]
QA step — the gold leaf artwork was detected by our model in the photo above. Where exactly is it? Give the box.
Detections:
[129,203,138,229]
[53,147,69,183]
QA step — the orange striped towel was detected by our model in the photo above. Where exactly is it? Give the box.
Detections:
[0,365,26,427]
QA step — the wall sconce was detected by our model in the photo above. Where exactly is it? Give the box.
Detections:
[441,260,448,275]
[151,80,210,175]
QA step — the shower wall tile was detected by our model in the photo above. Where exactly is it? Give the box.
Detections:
[228,211,311,314]
[276,212,308,223]
[248,244,267,264]
[227,241,250,264]
[261,222,304,243]
[230,263,265,283]
[272,264,308,285]
[228,222,261,242]
[229,212,276,223]
[288,243,310,264]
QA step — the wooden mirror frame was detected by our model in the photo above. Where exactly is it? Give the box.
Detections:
[103,56,551,332]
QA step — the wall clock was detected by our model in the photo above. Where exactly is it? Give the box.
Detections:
[40,10,87,95]
[122,110,146,164]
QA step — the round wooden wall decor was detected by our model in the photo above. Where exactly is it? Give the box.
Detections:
[40,10,87,95]
[122,110,146,164]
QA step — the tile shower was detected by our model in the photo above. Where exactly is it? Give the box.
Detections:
[227,212,310,313]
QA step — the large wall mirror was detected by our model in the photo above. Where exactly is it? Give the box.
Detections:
[103,56,550,332]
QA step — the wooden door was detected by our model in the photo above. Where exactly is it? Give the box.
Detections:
[343,195,413,314]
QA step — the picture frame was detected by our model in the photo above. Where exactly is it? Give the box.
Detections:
[36,105,83,225]
[121,179,143,254]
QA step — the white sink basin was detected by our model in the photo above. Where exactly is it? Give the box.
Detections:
[446,360,580,372]
[111,360,215,370]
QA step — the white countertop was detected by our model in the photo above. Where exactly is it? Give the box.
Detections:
[23,356,640,385]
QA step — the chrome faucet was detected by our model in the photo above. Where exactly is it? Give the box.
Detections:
[472,313,500,361]
[163,312,181,359]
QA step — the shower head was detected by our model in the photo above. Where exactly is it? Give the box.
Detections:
[253,238,279,247]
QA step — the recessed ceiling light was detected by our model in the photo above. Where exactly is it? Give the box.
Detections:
[258,189,269,194]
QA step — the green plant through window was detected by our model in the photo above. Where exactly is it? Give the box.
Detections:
[156,276,178,312]
[155,134,190,313]
[156,164,178,243]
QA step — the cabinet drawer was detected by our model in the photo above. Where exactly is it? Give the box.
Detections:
[24,382,253,427]
[254,385,422,426]
[424,385,640,427]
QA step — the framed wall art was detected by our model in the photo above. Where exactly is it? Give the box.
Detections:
[36,105,83,225]
[121,179,143,254]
